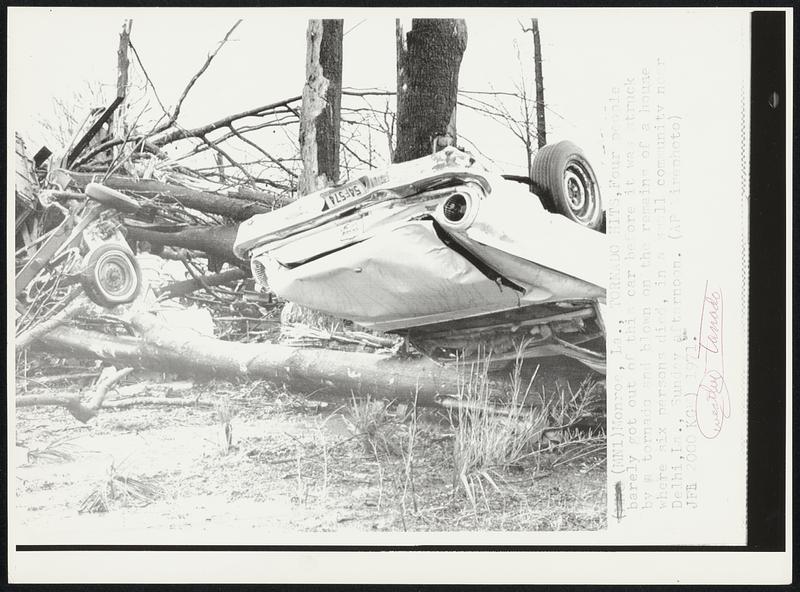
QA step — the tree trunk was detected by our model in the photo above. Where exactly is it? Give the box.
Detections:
[112,19,132,159]
[35,312,486,407]
[124,223,241,265]
[531,18,547,149]
[394,19,468,163]
[298,19,343,195]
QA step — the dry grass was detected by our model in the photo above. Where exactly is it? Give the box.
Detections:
[450,349,606,515]
[346,394,407,457]
[26,436,80,465]
[18,376,605,532]
[79,465,165,514]
[345,394,422,529]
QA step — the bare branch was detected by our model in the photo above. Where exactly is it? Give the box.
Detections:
[197,135,256,188]
[340,140,374,169]
[228,124,298,178]
[127,37,171,119]
[170,20,242,125]
[151,95,302,146]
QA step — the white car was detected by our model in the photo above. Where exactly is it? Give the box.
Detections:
[235,141,607,373]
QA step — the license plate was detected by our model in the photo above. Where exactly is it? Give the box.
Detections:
[321,179,367,211]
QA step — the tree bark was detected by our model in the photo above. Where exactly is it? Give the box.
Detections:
[298,19,343,195]
[394,19,468,163]
[35,312,485,407]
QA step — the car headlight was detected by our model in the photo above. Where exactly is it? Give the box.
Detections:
[434,183,484,230]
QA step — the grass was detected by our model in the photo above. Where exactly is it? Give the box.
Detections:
[346,393,421,529]
[449,348,606,515]
[19,376,605,532]
[342,353,607,528]
[26,436,80,465]
[79,464,165,514]
[346,394,406,457]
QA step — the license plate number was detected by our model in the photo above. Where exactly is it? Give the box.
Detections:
[322,180,366,211]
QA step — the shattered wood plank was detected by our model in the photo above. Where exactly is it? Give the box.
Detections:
[65,97,124,169]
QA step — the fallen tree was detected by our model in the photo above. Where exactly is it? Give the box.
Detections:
[65,171,275,220]
[33,312,477,407]
[124,223,241,264]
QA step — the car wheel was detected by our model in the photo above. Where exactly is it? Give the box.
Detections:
[530,140,603,230]
[85,182,141,214]
[80,244,142,307]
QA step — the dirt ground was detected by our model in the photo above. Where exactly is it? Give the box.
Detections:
[13,376,606,543]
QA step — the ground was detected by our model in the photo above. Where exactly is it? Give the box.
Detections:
[13,376,606,543]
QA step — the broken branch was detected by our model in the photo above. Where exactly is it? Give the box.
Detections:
[16,366,133,423]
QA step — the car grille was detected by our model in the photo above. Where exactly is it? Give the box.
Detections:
[251,258,269,290]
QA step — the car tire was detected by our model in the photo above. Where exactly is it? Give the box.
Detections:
[80,244,142,307]
[530,140,604,231]
[85,182,141,214]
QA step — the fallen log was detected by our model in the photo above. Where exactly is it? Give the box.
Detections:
[65,171,273,220]
[124,223,241,264]
[34,312,482,406]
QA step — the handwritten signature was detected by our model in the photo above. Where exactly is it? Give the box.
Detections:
[692,281,730,438]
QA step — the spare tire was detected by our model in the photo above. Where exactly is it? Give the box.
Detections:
[85,182,141,214]
[80,244,142,307]
[530,140,603,230]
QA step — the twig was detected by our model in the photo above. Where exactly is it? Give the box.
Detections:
[228,124,298,179]
[16,371,101,385]
[102,101,162,181]
[170,20,243,125]
[16,292,88,351]
[127,38,171,118]
[198,135,256,188]
[102,397,214,409]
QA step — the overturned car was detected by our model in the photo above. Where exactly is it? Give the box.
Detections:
[235,141,607,373]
